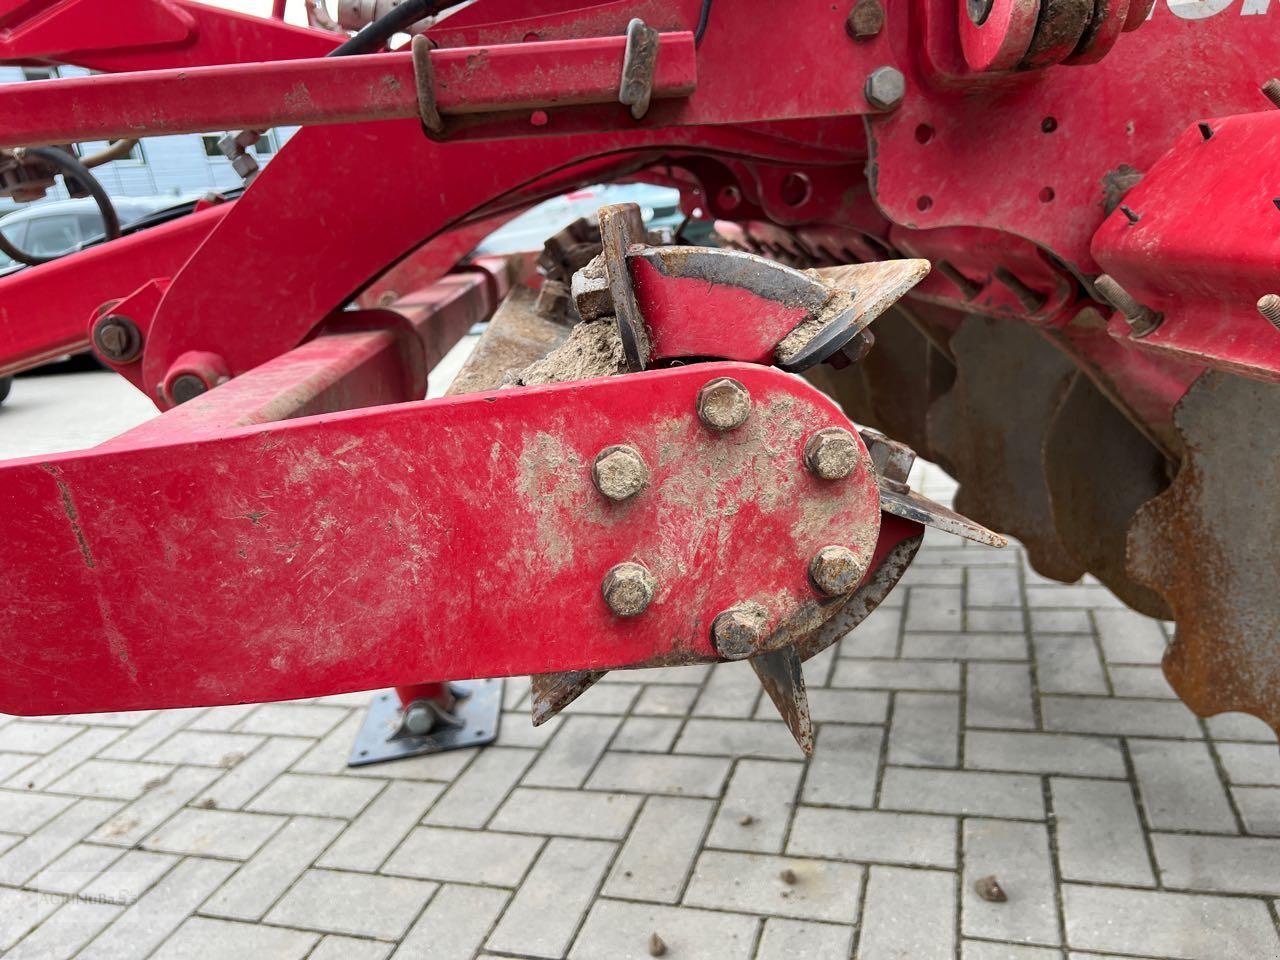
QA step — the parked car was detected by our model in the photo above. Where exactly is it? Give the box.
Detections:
[0,195,202,277]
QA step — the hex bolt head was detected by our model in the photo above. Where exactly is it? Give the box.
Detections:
[593,445,650,502]
[860,429,916,488]
[402,703,434,736]
[602,562,657,618]
[863,66,905,112]
[91,314,143,364]
[169,374,209,405]
[711,602,770,660]
[809,545,863,597]
[804,427,862,481]
[845,0,884,38]
[697,377,752,432]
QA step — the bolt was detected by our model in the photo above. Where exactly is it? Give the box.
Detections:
[711,602,769,660]
[169,374,209,405]
[967,0,995,23]
[804,427,861,481]
[593,445,650,502]
[1094,274,1162,337]
[861,429,916,487]
[602,562,657,618]
[993,267,1047,313]
[845,0,884,38]
[696,377,752,432]
[863,66,905,112]
[809,545,863,597]
[91,314,142,363]
[1263,78,1280,109]
[535,278,571,319]
[1258,294,1280,330]
[403,703,435,736]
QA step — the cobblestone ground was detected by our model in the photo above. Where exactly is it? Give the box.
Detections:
[2,371,1280,959]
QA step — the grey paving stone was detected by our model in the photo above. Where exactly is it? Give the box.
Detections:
[963,820,1060,947]
[694,662,763,719]
[78,856,237,960]
[1032,636,1109,696]
[0,887,59,951]
[1062,883,1280,959]
[97,708,203,761]
[571,899,759,960]
[800,724,882,808]
[604,795,714,903]
[1129,739,1238,833]
[674,719,801,760]
[967,663,1036,730]
[145,731,266,766]
[81,849,178,904]
[195,736,311,809]
[788,807,957,868]
[966,610,1027,633]
[1108,666,1176,699]
[962,943,1065,960]
[28,842,125,896]
[560,683,642,717]
[524,714,620,788]
[633,684,700,717]
[5,728,124,790]
[310,936,392,960]
[903,564,964,586]
[1215,741,1280,786]
[587,751,730,798]
[1051,778,1154,886]
[1205,712,1276,742]
[1041,696,1203,738]
[880,768,1045,819]
[237,703,348,737]
[0,720,83,753]
[889,692,960,767]
[187,705,259,733]
[831,659,962,692]
[265,869,436,939]
[902,633,1028,661]
[0,787,73,833]
[90,766,220,847]
[6,897,122,960]
[708,759,803,854]
[424,747,536,828]
[382,825,542,887]
[142,808,285,859]
[487,838,613,958]
[391,883,508,960]
[758,917,852,960]
[967,567,1023,608]
[1025,585,1123,608]
[838,607,901,658]
[48,759,174,800]
[201,816,344,921]
[492,786,640,840]
[151,916,318,960]
[1152,834,1280,895]
[246,772,383,818]
[611,715,682,752]
[757,689,889,726]
[1030,610,1092,633]
[685,849,863,923]
[0,751,36,782]
[0,797,122,885]
[1233,786,1280,836]
[857,864,955,960]
[1093,609,1166,665]
[964,731,1125,778]
[318,780,443,871]
[496,711,562,749]
[905,587,963,631]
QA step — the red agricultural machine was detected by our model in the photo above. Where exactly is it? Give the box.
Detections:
[0,0,1275,760]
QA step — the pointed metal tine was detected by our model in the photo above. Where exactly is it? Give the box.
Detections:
[529,670,606,725]
[749,644,814,756]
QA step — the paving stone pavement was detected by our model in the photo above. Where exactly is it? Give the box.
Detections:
[3,372,1280,959]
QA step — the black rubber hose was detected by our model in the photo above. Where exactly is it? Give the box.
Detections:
[694,0,714,46]
[329,0,454,56]
[0,146,120,267]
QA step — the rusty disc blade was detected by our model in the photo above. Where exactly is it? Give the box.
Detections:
[750,643,814,756]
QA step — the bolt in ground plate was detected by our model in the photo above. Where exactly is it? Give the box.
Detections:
[347,678,503,766]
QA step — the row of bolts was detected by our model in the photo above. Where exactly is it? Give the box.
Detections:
[591,376,866,661]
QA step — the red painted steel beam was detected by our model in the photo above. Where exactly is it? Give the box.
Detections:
[0,33,697,149]
[0,203,229,377]
[0,362,880,715]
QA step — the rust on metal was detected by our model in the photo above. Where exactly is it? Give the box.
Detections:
[697,377,753,432]
[750,643,814,755]
[1127,371,1280,736]
[804,427,862,481]
[411,33,444,136]
[618,18,660,120]
[531,670,605,725]
[879,486,1007,547]
[712,602,771,660]
[597,203,651,371]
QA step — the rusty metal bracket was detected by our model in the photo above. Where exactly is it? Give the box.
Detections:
[618,18,660,120]
[411,33,444,136]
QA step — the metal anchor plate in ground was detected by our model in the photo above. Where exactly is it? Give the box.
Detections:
[348,679,502,767]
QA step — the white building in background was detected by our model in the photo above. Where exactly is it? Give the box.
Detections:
[0,64,297,213]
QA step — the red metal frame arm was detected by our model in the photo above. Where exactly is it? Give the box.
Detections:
[0,362,880,715]
[0,34,698,148]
